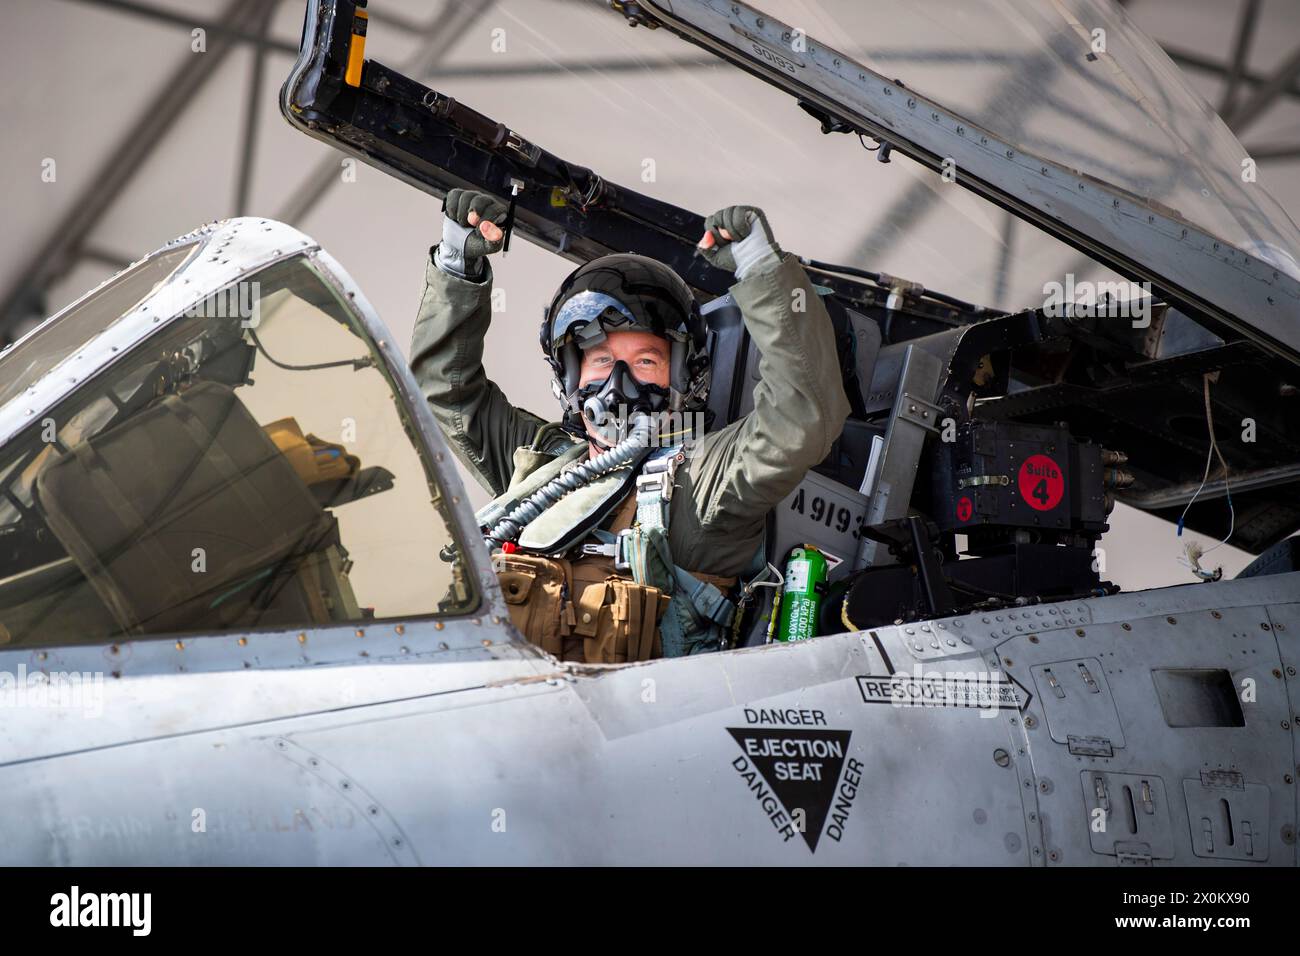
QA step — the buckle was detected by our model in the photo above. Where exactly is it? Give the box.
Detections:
[581,542,616,558]
[613,528,632,572]
[635,469,673,503]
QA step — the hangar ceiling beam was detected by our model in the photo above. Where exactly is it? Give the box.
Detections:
[234,3,276,215]
[1223,44,1300,135]
[0,0,267,339]
[59,0,429,55]
[61,0,300,56]
[1218,0,1261,116]
[1164,46,1300,107]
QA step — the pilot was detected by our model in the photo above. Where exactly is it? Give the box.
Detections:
[411,189,849,662]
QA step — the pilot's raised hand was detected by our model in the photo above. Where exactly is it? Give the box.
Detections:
[696,205,783,281]
[434,188,507,279]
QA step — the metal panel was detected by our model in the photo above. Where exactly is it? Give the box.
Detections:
[1183,778,1271,861]
[1082,771,1176,861]
[853,344,944,568]
[1032,658,1126,748]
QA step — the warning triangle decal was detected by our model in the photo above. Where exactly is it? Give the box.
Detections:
[727,727,852,852]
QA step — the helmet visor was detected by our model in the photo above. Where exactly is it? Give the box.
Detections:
[551,290,690,349]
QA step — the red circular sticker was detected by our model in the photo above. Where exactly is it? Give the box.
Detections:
[1018,454,1065,511]
[956,496,973,522]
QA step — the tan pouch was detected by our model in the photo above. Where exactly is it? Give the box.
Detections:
[495,553,572,659]
[263,417,360,486]
[580,577,670,664]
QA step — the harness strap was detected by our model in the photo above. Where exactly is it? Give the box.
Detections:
[622,446,744,655]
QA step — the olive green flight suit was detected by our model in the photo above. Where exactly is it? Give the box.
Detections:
[409,251,850,579]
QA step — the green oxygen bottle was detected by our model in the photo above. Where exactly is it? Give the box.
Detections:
[776,545,828,641]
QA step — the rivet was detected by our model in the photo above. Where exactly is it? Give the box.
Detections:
[482,639,493,647]
[238,637,247,647]
[1121,623,1132,631]
[396,625,405,635]
[1166,616,1177,625]
[297,633,307,644]
[356,629,365,638]
[435,621,444,630]
[175,640,185,651]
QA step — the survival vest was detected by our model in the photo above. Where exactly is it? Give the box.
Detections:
[476,427,740,660]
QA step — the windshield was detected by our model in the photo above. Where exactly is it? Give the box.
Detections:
[0,243,196,409]
[754,0,1300,277]
[0,255,476,648]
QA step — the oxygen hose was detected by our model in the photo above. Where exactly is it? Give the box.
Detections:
[483,412,657,550]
